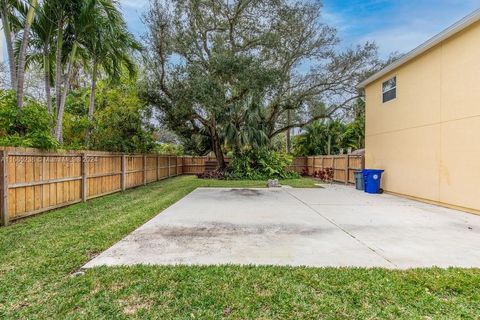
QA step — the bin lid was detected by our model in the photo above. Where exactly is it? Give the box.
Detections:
[362,169,384,174]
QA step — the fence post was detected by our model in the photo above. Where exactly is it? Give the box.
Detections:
[168,156,171,177]
[143,155,147,185]
[156,155,159,181]
[121,154,126,191]
[175,156,178,176]
[1,150,9,226]
[345,154,349,185]
[81,153,88,202]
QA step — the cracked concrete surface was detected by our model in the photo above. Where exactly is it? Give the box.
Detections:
[84,185,480,269]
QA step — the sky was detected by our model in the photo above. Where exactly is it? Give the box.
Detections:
[117,0,480,58]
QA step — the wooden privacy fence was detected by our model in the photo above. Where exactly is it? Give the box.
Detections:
[181,156,233,174]
[181,155,364,184]
[305,155,364,184]
[181,156,216,174]
[0,148,182,226]
[0,147,364,226]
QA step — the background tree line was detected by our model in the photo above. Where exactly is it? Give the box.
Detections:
[292,99,365,156]
[142,0,394,167]
[1,0,396,158]
[0,0,157,152]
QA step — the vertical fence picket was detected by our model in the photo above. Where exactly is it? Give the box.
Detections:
[345,155,349,185]
[1,150,9,226]
[81,153,87,202]
[156,155,159,181]
[143,155,147,185]
[168,156,171,177]
[121,154,126,191]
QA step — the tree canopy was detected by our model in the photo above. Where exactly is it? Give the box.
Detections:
[143,0,380,167]
[0,0,141,145]
[0,0,395,159]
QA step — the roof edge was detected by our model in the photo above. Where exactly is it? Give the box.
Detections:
[358,8,480,89]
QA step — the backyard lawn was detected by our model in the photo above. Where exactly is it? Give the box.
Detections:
[0,176,479,319]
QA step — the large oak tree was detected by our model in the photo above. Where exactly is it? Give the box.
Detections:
[144,0,380,168]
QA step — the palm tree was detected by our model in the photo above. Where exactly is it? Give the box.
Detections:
[0,0,38,106]
[85,8,140,131]
[15,0,38,109]
[0,0,20,88]
[293,121,328,156]
[54,0,133,143]
[223,98,269,153]
[50,0,68,121]
[27,0,56,113]
[293,120,347,156]
[0,0,39,108]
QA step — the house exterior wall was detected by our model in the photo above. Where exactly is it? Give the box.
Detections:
[365,21,480,213]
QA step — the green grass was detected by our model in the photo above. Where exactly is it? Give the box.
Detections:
[0,176,478,319]
[281,177,321,188]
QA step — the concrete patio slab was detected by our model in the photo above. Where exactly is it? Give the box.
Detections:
[84,185,480,269]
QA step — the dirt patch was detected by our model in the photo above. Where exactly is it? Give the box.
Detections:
[141,222,330,239]
[118,296,152,316]
[226,189,262,197]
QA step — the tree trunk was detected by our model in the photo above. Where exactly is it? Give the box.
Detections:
[286,109,291,153]
[55,43,77,143]
[211,130,225,170]
[43,45,52,114]
[327,135,331,155]
[0,3,17,89]
[16,0,38,109]
[55,19,64,112]
[85,61,97,144]
[88,62,97,120]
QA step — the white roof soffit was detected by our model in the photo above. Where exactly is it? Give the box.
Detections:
[357,8,480,89]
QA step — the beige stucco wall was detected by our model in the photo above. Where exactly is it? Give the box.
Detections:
[365,20,480,212]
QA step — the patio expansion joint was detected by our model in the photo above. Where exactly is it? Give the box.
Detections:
[284,189,398,268]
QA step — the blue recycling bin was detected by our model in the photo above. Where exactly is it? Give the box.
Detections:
[362,169,384,194]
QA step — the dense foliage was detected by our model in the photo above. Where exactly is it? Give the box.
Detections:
[229,149,299,180]
[293,101,365,156]
[154,143,184,155]
[2,0,379,163]
[144,0,380,167]
[63,81,156,153]
[292,119,364,156]
[1,0,140,145]
[0,80,158,153]
[0,90,58,149]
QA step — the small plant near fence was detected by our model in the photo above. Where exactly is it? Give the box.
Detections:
[197,149,300,180]
[301,168,309,176]
[312,168,334,182]
[228,149,299,180]
[300,167,334,182]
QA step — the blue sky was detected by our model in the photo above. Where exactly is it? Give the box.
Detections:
[118,0,480,58]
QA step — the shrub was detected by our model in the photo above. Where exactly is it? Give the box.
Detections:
[154,143,184,155]
[0,90,58,149]
[62,83,157,153]
[301,168,309,176]
[228,148,299,180]
[312,168,334,182]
